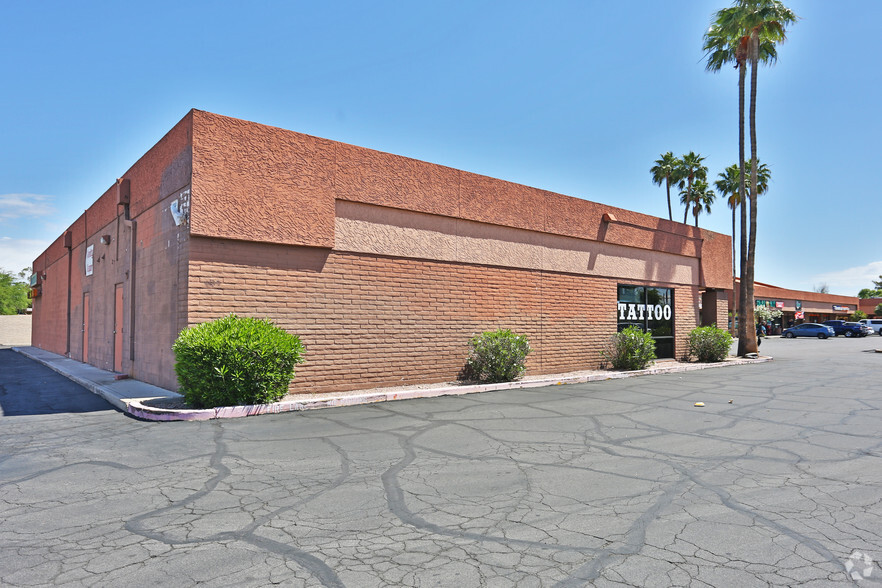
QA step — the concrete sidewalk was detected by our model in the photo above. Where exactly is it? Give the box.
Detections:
[12,346,180,413]
[13,346,771,422]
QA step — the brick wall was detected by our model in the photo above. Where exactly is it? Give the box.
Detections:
[188,237,699,394]
[69,216,132,372]
[32,110,724,394]
[31,235,70,355]
[859,298,881,317]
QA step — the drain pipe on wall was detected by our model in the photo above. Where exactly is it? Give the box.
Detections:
[117,178,137,363]
[63,229,72,357]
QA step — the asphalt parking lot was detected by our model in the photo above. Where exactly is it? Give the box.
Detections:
[1,336,880,587]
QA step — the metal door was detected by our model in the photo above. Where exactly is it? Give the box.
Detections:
[82,292,90,363]
[114,284,124,372]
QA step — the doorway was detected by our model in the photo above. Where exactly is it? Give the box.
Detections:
[114,284,124,373]
[82,292,90,363]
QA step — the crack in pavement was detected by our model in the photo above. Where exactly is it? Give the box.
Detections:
[2,339,881,586]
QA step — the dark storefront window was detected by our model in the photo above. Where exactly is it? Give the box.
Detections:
[617,285,675,359]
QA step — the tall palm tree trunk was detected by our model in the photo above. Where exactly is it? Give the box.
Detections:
[742,44,761,354]
[736,59,751,355]
[731,206,737,334]
[683,178,692,224]
[666,179,673,222]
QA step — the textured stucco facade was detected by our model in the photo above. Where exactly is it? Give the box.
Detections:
[32,110,732,394]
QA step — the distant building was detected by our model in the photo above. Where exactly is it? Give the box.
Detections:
[731,279,862,333]
[31,110,732,394]
[858,297,881,318]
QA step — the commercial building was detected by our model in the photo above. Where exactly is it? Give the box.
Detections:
[731,279,863,334]
[858,297,881,318]
[30,110,732,394]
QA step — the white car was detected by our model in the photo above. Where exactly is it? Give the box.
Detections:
[858,318,882,335]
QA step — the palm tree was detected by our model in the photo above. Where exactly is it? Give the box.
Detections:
[704,9,750,338]
[715,161,770,328]
[745,2,796,352]
[690,179,716,227]
[677,152,707,224]
[650,152,682,221]
[679,178,713,227]
[714,164,741,280]
[703,0,796,356]
[715,164,741,334]
[751,160,771,197]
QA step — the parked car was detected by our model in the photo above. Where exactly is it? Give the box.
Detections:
[822,320,865,337]
[856,322,873,336]
[858,318,882,335]
[782,323,836,339]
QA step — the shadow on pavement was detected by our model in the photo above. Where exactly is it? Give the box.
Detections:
[0,349,116,416]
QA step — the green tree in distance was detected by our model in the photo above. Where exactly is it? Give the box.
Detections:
[0,269,30,315]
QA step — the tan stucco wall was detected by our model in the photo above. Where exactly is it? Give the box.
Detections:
[335,201,699,286]
[189,110,732,290]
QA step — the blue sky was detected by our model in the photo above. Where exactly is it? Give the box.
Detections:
[1,1,879,296]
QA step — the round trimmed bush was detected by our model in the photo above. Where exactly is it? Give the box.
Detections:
[464,328,531,383]
[687,325,733,363]
[602,326,656,371]
[172,314,305,408]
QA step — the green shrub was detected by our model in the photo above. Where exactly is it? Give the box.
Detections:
[602,326,656,370]
[172,314,305,408]
[464,329,531,383]
[687,325,733,363]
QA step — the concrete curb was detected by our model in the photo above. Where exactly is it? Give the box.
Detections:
[126,355,772,422]
[13,346,771,422]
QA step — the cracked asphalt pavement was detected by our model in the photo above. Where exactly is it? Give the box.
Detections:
[1,337,881,587]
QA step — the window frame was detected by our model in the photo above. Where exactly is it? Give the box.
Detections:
[616,284,675,359]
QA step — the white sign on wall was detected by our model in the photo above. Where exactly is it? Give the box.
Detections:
[617,302,672,321]
[85,245,94,276]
